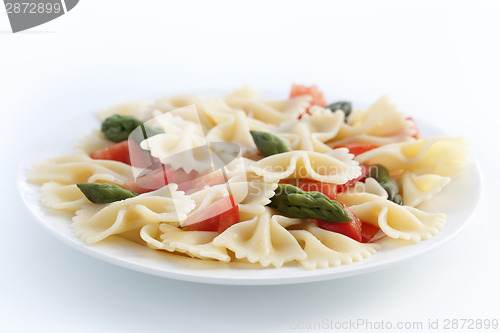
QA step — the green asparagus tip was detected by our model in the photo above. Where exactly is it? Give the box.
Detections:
[77,183,138,204]
[269,183,352,223]
[250,130,291,157]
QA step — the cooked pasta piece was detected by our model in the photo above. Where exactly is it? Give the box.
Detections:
[212,207,307,268]
[205,110,258,155]
[337,191,446,242]
[41,182,89,212]
[140,106,209,173]
[290,223,379,269]
[183,171,278,222]
[224,86,312,119]
[276,106,344,153]
[327,96,416,146]
[400,171,451,207]
[230,172,278,218]
[140,224,231,262]
[28,153,133,186]
[351,177,389,198]
[167,97,231,132]
[282,95,313,117]
[74,129,114,155]
[356,136,469,176]
[150,94,201,114]
[249,150,361,183]
[224,87,307,126]
[72,185,195,243]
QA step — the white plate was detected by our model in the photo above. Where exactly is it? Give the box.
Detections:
[17,112,482,285]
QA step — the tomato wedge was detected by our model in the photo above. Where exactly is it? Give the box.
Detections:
[129,140,162,169]
[176,169,226,193]
[123,165,175,194]
[317,206,383,243]
[334,142,379,156]
[406,117,421,140]
[90,140,131,164]
[124,166,227,194]
[316,204,362,242]
[290,84,327,108]
[336,163,371,193]
[90,140,161,168]
[361,222,381,243]
[282,179,337,200]
[183,194,240,233]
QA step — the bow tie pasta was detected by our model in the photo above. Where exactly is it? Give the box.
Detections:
[28,85,470,270]
[72,185,195,243]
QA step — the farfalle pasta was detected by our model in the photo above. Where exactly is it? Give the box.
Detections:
[28,85,470,269]
[224,86,309,126]
[140,107,209,173]
[205,109,260,155]
[355,136,469,176]
[28,153,134,186]
[337,190,446,242]
[41,182,89,212]
[140,223,231,262]
[212,207,307,267]
[326,96,417,146]
[72,185,195,243]
[290,223,379,269]
[249,150,361,184]
[276,107,344,153]
[399,171,451,207]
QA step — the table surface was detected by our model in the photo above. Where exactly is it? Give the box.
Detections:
[1,1,499,332]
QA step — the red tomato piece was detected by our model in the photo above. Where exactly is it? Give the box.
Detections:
[282,179,337,200]
[336,163,371,193]
[406,117,421,139]
[124,166,228,195]
[297,111,310,119]
[128,140,162,169]
[123,165,176,194]
[90,140,131,164]
[290,84,327,107]
[90,140,161,168]
[176,169,227,193]
[334,142,379,156]
[316,204,362,242]
[361,222,381,243]
[183,194,240,233]
[173,168,199,184]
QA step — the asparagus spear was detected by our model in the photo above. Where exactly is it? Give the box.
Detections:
[326,101,352,121]
[77,183,138,204]
[250,130,291,157]
[368,164,403,205]
[268,183,352,223]
[101,114,162,143]
[367,164,390,180]
[101,114,144,142]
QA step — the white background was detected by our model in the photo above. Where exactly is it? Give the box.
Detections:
[1,1,499,332]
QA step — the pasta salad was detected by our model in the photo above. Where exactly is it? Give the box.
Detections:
[28,85,469,269]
